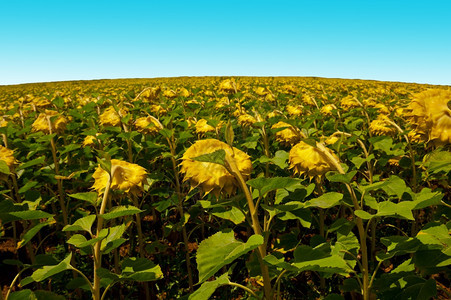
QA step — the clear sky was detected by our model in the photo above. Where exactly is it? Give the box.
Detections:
[1,0,450,86]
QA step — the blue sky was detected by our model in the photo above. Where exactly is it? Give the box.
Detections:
[1,0,450,86]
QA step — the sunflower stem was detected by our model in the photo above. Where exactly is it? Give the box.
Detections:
[316,142,370,300]
[167,136,194,292]
[224,156,272,300]
[93,166,116,300]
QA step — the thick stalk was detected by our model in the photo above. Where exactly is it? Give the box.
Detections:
[167,136,194,292]
[93,166,115,300]
[316,142,370,300]
[224,155,272,300]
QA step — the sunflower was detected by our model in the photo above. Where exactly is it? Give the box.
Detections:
[32,110,68,134]
[237,114,257,127]
[289,141,337,179]
[91,159,147,195]
[407,89,451,145]
[286,105,304,117]
[82,135,98,147]
[99,107,127,127]
[340,95,361,111]
[195,119,216,135]
[180,139,252,197]
[0,145,17,171]
[219,79,237,93]
[320,104,337,117]
[134,116,163,135]
[369,116,396,136]
[271,121,302,146]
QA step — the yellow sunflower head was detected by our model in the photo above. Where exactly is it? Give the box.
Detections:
[32,110,68,134]
[134,116,163,135]
[407,89,451,145]
[91,159,147,195]
[99,107,128,127]
[320,104,337,117]
[237,114,257,127]
[83,135,98,147]
[150,104,167,115]
[0,145,18,171]
[195,119,216,135]
[180,139,252,197]
[286,105,304,117]
[271,121,302,146]
[340,95,361,111]
[289,141,337,179]
[369,116,397,136]
[218,79,237,93]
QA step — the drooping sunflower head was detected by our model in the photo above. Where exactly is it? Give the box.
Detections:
[218,79,237,93]
[237,114,257,127]
[91,159,147,195]
[180,139,252,197]
[134,116,163,135]
[99,107,128,127]
[271,121,302,146]
[320,104,337,117]
[32,110,68,134]
[340,95,361,111]
[286,105,304,117]
[195,119,216,135]
[0,145,18,171]
[407,89,451,145]
[83,135,98,147]
[369,116,397,136]
[289,141,337,179]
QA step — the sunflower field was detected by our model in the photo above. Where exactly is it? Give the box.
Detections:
[0,77,450,300]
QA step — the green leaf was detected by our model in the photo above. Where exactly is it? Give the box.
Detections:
[31,253,74,282]
[422,150,451,174]
[360,175,407,198]
[18,219,54,249]
[63,215,96,235]
[0,160,10,175]
[100,224,127,254]
[33,290,66,300]
[188,273,230,300]
[247,177,304,196]
[8,289,36,300]
[59,143,81,155]
[2,210,53,223]
[96,156,111,174]
[326,170,357,184]
[292,245,354,275]
[16,156,46,171]
[101,205,143,220]
[192,149,226,166]
[410,188,443,210]
[18,181,38,194]
[159,128,174,138]
[211,206,245,225]
[396,278,436,300]
[377,236,421,261]
[225,120,234,146]
[121,257,163,281]
[67,230,108,249]
[376,201,415,220]
[304,192,343,209]
[68,192,99,206]
[196,230,263,283]
[354,210,374,220]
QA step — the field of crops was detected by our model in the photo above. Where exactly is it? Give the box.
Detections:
[0,77,450,300]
